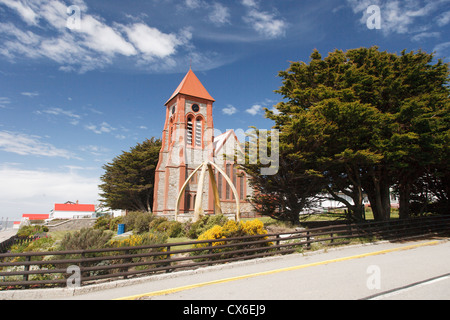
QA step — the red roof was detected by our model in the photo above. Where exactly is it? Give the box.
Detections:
[54,203,95,212]
[166,69,215,105]
[22,214,50,220]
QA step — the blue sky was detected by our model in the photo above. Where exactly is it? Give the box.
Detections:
[1,0,449,221]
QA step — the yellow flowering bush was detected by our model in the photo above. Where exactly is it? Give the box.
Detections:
[108,232,169,271]
[192,219,273,260]
[240,220,268,236]
[109,232,168,249]
[197,225,226,246]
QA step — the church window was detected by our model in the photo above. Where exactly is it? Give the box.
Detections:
[226,164,231,199]
[195,117,202,147]
[187,116,193,145]
[232,165,237,200]
[185,191,191,211]
[169,118,174,143]
[217,173,223,199]
[239,174,245,200]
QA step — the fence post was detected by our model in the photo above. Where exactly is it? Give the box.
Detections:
[275,235,280,251]
[80,251,87,286]
[23,255,31,283]
[165,246,172,273]
[122,249,130,279]
[306,231,311,250]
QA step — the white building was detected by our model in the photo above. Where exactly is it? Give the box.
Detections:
[51,202,95,219]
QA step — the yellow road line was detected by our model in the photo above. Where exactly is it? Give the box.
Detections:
[115,240,441,300]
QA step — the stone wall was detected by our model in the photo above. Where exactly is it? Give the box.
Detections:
[47,219,97,232]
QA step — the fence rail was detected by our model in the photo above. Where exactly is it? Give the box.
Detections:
[1,215,449,290]
[0,235,39,254]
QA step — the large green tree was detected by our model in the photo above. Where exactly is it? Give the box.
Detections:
[269,47,449,221]
[99,138,162,212]
[243,141,325,225]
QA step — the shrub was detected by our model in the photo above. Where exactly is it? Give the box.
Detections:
[93,216,111,231]
[109,232,168,248]
[149,219,184,238]
[122,211,155,234]
[134,213,154,234]
[108,232,169,271]
[148,217,168,231]
[17,225,48,238]
[93,215,125,232]
[21,236,56,253]
[8,236,56,255]
[58,228,113,251]
[186,214,229,239]
[192,219,273,260]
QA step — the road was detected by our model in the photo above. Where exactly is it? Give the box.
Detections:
[50,238,450,301]
[0,229,17,243]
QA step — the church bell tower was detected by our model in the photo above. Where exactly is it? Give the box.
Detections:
[153,69,216,219]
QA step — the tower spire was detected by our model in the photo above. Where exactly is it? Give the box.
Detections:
[165,69,215,105]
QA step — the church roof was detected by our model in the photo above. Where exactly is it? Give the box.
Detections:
[166,69,215,105]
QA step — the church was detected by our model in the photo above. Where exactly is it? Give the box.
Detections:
[152,69,256,222]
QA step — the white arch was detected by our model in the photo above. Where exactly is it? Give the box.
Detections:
[175,161,241,222]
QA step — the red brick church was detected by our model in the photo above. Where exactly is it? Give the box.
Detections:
[152,69,255,221]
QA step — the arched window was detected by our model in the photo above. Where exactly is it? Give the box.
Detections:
[169,118,174,143]
[217,173,223,200]
[185,191,191,211]
[186,116,193,146]
[195,117,202,147]
[239,173,245,200]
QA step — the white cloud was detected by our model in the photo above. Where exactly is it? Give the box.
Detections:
[246,104,263,116]
[185,0,202,9]
[85,122,116,134]
[411,31,440,42]
[79,145,110,157]
[0,0,195,73]
[0,97,11,108]
[242,0,258,8]
[36,107,81,125]
[0,131,76,159]
[80,15,137,57]
[242,0,287,39]
[0,164,100,219]
[184,0,230,26]
[0,0,39,26]
[21,91,39,97]
[124,23,182,60]
[347,0,449,36]
[209,3,231,26]
[433,41,450,59]
[222,105,238,115]
[437,11,450,26]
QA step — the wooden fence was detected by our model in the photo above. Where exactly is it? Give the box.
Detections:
[0,235,39,254]
[1,215,449,290]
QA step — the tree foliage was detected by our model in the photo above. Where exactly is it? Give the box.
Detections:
[99,138,162,212]
[260,46,449,222]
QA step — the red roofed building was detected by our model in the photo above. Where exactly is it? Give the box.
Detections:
[52,201,96,219]
[22,214,50,221]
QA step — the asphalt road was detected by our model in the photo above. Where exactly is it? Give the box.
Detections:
[52,238,450,301]
[0,229,17,243]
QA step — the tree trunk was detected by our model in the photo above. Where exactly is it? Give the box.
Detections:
[364,166,391,221]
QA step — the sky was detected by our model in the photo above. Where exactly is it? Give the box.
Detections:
[0,0,449,221]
